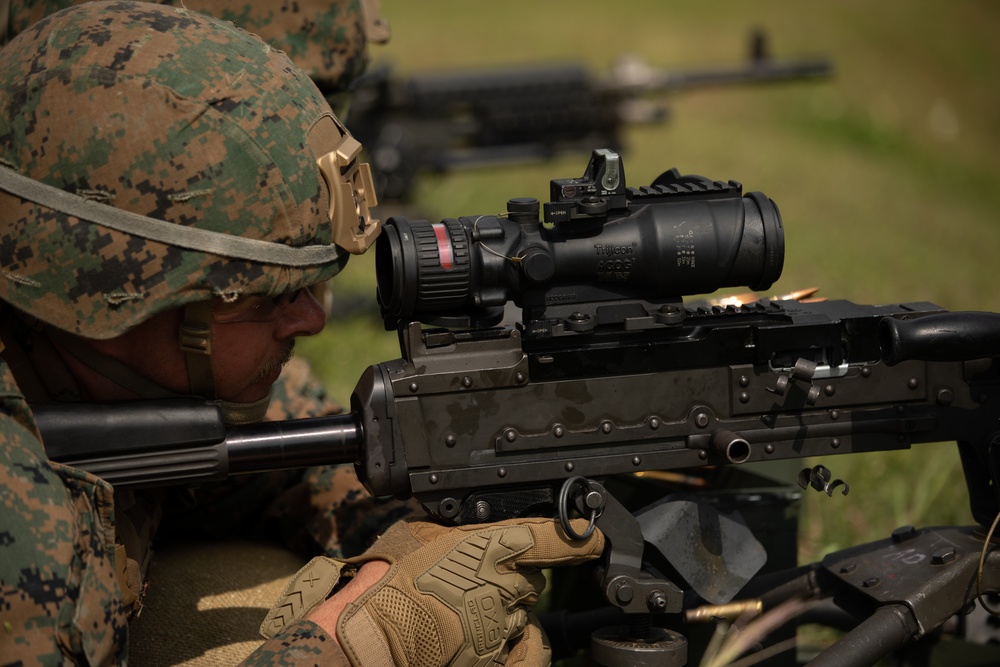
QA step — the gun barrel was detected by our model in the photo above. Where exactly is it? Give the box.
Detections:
[226,415,363,475]
[637,59,832,92]
[36,399,363,488]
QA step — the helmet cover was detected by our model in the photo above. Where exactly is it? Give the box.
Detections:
[0,0,362,338]
[4,0,388,93]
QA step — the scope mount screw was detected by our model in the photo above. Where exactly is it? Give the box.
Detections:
[656,304,685,325]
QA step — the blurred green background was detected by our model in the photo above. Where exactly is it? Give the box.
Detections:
[298,1,1000,563]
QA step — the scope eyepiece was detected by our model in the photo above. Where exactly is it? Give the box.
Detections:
[376,150,784,333]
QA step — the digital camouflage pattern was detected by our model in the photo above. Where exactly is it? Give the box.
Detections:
[246,619,350,665]
[4,0,384,93]
[0,1,349,339]
[0,358,129,664]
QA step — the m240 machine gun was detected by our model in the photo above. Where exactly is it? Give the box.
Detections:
[39,151,1000,666]
[345,30,831,201]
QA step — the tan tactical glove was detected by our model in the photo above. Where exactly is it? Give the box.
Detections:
[262,516,603,667]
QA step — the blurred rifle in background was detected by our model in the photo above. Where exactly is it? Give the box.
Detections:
[344,29,832,201]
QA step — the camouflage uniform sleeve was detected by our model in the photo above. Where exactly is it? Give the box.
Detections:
[241,619,350,666]
[265,355,343,421]
[0,360,128,664]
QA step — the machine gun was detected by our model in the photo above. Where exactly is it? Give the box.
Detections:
[345,30,831,201]
[37,151,1000,666]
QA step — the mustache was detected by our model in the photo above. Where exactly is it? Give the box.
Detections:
[251,340,296,385]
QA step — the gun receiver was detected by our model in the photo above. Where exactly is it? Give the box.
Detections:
[344,30,831,201]
[354,301,1000,529]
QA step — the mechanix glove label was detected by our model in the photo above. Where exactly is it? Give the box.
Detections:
[415,526,536,657]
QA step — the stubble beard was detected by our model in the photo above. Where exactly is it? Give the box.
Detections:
[252,340,296,385]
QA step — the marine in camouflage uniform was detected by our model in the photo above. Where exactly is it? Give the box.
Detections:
[3,0,407,562]
[0,4,607,665]
[0,1,387,661]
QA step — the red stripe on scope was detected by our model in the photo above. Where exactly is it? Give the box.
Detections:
[431,223,454,270]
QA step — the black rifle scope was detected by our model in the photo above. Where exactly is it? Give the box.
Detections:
[376,149,784,330]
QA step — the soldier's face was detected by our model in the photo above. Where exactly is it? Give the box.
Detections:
[209,288,327,402]
[79,289,327,404]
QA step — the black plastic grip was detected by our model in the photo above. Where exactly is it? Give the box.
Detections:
[878,312,1000,366]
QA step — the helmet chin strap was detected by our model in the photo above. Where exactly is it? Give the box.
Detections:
[179,302,273,425]
[45,305,273,425]
[216,391,274,426]
[180,302,217,399]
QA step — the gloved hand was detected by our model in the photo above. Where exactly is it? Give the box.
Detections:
[263,516,603,667]
[339,516,603,667]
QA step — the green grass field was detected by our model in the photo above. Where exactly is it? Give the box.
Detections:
[297,1,1000,564]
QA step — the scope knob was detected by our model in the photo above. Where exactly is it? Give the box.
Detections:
[506,197,540,223]
[520,247,555,283]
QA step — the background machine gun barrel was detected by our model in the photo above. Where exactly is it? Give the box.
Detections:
[345,30,832,201]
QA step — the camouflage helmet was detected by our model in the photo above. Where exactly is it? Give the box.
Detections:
[2,0,390,95]
[0,0,379,340]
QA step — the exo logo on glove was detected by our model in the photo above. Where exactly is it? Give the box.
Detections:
[416,525,538,657]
